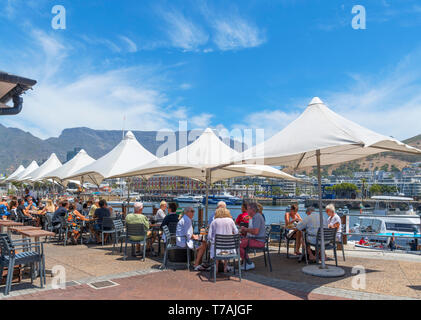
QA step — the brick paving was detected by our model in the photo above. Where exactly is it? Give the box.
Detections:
[1,236,420,300]
[5,269,350,300]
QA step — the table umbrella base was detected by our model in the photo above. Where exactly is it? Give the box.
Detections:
[302,265,345,278]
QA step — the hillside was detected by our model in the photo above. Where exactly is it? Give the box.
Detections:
[289,134,421,176]
[0,124,246,174]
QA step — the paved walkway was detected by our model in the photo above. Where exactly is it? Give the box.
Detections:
[6,269,351,300]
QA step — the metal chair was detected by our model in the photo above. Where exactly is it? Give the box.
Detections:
[304,228,339,266]
[123,223,147,261]
[245,227,272,272]
[0,233,45,296]
[161,225,190,270]
[112,219,125,255]
[101,217,115,246]
[210,234,241,283]
[338,225,346,261]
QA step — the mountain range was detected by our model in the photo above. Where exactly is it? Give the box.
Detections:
[0,123,420,176]
[0,124,246,174]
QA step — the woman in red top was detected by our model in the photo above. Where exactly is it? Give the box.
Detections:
[236,202,250,227]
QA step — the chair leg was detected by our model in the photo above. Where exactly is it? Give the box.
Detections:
[101,232,104,246]
[341,243,346,261]
[162,248,168,269]
[5,260,14,296]
[286,239,289,258]
[124,240,128,261]
[278,237,281,254]
[267,249,272,272]
[263,250,267,266]
[186,248,190,271]
[142,241,146,262]
[334,247,338,267]
[238,257,242,281]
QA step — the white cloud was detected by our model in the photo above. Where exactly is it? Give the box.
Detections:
[211,16,266,51]
[119,35,138,53]
[160,9,209,51]
[0,30,203,139]
[190,113,213,128]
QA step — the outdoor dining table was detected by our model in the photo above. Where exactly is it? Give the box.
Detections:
[8,226,41,234]
[16,229,55,279]
[0,220,23,233]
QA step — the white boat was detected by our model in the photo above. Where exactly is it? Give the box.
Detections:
[174,194,204,203]
[363,196,418,216]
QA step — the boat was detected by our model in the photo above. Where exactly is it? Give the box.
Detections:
[363,196,418,216]
[349,214,420,251]
[174,194,204,203]
[202,192,242,205]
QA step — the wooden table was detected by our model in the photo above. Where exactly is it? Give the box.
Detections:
[8,226,41,233]
[0,220,23,233]
[18,229,55,242]
[16,229,55,279]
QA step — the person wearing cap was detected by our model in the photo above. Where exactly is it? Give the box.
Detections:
[125,202,153,253]
[296,206,327,262]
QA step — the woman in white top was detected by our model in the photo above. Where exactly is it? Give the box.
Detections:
[208,208,239,273]
[155,201,167,221]
[326,204,342,241]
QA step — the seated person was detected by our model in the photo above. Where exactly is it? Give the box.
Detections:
[208,201,226,226]
[0,196,9,209]
[88,198,100,217]
[17,198,36,223]
[93,199,111,243]
[208,208,238,273]
[125,202,153,252]
[235,202,250,227]
[296,206,327,262]
[155,201,167,222]
[160,202,180,241]
[239,202,266,270]
[8,200,18,221]
[176,207,207,271]
[326,204,342,242]
[52,200,69,228]
[284,204,302,256]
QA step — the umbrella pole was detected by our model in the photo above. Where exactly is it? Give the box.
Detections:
[205,169,210,224]
[316,149,327,269]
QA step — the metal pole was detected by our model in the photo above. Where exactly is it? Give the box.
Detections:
[316,150,327,269]
[205,169,210,224]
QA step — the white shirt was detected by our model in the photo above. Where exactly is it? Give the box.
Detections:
[296,212,327,244]
[328,213,342,241]
[176,215,194,249]
[208,217,238,259]
[155,208,166,221]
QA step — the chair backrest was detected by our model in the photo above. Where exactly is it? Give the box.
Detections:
[316,228,337,244]
[126,223,146,237]
[0,233,14,258]
[112,219,124,232]
[214,234,240,253]
[102,217,115,229]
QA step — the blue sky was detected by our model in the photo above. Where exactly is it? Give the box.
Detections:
[1,0,421,142]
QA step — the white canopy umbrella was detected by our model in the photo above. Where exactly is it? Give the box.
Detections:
[115,128,300,220]
[5,165,25,182]
[65,131,157,186]
[232,97,421,274]
[43,149,96,186]
[12,161,39,182]
[20,153,62,182]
